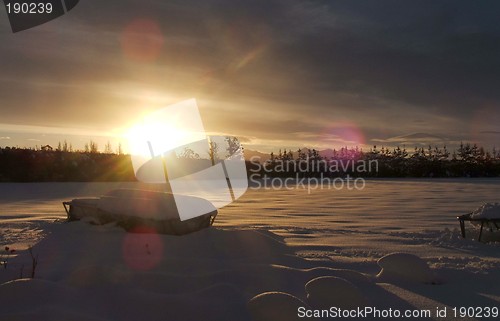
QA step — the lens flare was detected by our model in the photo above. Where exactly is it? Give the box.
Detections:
[121,18,164,62]
[122,227,163,271]
[321,121,366,147]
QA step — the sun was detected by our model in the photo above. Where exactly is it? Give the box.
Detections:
[125,120,183,159]
[124,99,208,160]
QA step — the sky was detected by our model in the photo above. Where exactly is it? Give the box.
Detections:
[1,0,500,153]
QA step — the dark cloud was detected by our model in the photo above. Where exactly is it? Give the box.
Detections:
[264,1,500,110]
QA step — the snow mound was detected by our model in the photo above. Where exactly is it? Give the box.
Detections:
[471,202,500,219]
[248,292,307,321]
[64,265,132,288]
[305,276,368,309]
[0,278,75,301]
[376,253,438,284]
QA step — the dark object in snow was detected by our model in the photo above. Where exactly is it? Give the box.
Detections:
[458,212,500,242]
[63,189,216,235]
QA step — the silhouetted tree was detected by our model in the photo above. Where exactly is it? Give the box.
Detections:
[104,141,113,154]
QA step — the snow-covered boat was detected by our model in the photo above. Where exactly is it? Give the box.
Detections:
[63,189,217,235]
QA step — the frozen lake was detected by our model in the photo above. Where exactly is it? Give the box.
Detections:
[1,178,498,227]
[219,178,500,232]
[1,178,500,255]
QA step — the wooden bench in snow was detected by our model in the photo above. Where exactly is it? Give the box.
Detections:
[458,203,500,242]
[63,189,217,235]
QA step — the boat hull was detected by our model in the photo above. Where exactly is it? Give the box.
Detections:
[63,189,217,235]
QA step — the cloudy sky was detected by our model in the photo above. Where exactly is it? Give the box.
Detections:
[1,0,500,152]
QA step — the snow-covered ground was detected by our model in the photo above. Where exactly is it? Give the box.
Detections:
[0,179,499,320]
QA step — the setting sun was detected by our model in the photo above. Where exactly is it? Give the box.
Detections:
[125,120,182,159]
[124,99,208,184]
[125,99,207,158]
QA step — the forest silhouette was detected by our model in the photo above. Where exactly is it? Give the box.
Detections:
[1,141,499,182]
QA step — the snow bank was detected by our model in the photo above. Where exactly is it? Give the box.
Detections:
[471,202,500,219]
[376,253,438,284]
[1,221,499,321]
[305,276,368,309]
[0,222,446,321]
[0,223,291,321]
[248,292,306,321]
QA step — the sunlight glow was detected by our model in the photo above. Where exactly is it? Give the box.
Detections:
[126,120,183,159]
[125,99,208,182]
[125,99,207,159]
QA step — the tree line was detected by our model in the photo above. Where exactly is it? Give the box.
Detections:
[1,141,500,182]
[0,141,134,182]
[256,143,500,178]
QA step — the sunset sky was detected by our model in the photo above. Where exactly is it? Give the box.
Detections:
[1,0,500,153]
